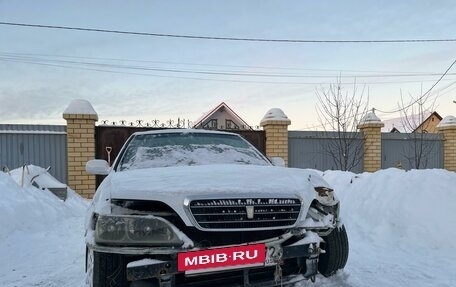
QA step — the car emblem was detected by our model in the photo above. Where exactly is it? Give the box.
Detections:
[246,206,255,219]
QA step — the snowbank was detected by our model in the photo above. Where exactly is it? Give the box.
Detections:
[322,168,456,249]
[0,167,89,287]
[0,169,88,238]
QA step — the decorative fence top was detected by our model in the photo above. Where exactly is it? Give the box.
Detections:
[97,119,261,130]
[98,118,192,129]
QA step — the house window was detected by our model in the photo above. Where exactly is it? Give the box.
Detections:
[203,119,218,129]
[225,120,239,130]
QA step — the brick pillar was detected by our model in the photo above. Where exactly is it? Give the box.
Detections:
[437,115,456,172]
[63,99,98,198]
[358,111,384,172]
[260,108,291,166]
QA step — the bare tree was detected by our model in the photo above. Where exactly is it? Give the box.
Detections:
[398,87,438,169]
[316,79,369,171]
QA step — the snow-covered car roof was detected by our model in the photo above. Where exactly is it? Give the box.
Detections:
[132,129,240,137]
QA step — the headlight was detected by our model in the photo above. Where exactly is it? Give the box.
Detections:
[95,215,183,246]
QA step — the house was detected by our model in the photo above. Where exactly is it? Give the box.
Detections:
[381,111,442,133]
[412,111,442,133]
[193,102,252,130]
[390,127,401,133]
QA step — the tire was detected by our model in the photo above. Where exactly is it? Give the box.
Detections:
[318,224,349,277]
[86,248,128,287]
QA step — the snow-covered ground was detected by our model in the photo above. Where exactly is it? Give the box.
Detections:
[0,169,88,286]
[307,169,456,287]
[0,167,455,286]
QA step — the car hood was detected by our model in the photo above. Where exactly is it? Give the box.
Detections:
[97,164,331,226]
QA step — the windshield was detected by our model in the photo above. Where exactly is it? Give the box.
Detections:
[117,132,269,171]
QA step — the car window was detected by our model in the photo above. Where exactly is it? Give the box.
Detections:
[118,133,269,171]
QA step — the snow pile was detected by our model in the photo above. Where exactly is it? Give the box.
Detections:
[0,168,88,238]
[306,168,456,287]
[0,167,89,287]
[359,111,382,124]
[438,115,456,127]
[260,108,290,124]
[9,165,67,189]
[322,168,456,250]
[63,99,98,116]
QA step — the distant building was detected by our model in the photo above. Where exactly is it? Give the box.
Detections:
[193,102,252,130]
[381,111,442,133]
[412,111,442,133]
[390,127,401,133]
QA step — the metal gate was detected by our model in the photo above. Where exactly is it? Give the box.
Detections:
[288,131,364,173]
[381,133,443,169]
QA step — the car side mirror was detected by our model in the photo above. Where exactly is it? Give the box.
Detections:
[86,159,111,175]
[270,157,285,167]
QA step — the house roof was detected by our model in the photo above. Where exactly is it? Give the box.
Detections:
[412,111,442,133]
[193,102,252,130]
[381,111,441,133]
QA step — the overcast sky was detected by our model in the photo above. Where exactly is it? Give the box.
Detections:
[1,0,455,129]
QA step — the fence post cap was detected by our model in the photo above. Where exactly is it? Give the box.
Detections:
[63,99,98,120]
[260,108,291,126]
[437,115,456,130]
[358,110,383,129]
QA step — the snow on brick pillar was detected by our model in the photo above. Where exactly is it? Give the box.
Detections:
[358,110,384,172]
[260,108,291,166]
[437,116,456,172]
[63,99,98,198]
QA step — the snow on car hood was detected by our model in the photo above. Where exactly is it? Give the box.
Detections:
[97,164,331,226]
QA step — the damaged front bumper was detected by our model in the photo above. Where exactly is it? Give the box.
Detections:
[87,231,322,286]
[125,243,319,284]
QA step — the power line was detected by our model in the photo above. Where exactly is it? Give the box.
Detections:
[376,79,456,117]
[1,21,456,44]
[0,51,447,74]
[2,56,456,86]
[375,59,456,114]
[3,53,456,79]
[308,77,456,130]
[0,57,331,85]
[308,61,456,130]
[0,53,456,85]
[439,82,456,97]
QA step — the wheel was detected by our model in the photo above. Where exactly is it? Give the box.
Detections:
[318,224,349,277]
[86,247,128,287]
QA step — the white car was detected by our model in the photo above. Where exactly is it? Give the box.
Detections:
[85,130,348,287]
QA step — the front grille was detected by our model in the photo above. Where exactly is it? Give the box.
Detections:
[189,198,301,230]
